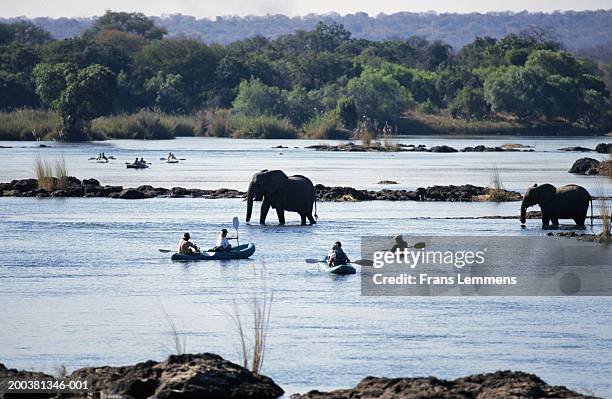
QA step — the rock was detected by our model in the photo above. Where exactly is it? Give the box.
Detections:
[0,362,54,381]
[82,178,100,186]
[377,180,398,184]
[291,370,594,399]
[595,143,612,154]
[137,185,155,192]
[118,189,145,200]
[11,178,38,191]
[106,185,124,193]
[559,146,593,152]
[66,176,82,186]
[461,145,507,152]
[273,145,288,148]
[429,145,458,153]
[69,353,284,399]
[501,143,532,149]
[569,158,601,175]
[171,187,191,197]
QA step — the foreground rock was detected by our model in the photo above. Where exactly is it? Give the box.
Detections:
[315,184,522,202]
[292,371,597,399]
[0,353,284,399]
[1,178,522,202]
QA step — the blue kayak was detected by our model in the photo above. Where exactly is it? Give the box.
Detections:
[171,243,255,261]
[318,259,356,275]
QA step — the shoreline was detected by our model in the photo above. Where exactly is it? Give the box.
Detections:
[0,354,598,399]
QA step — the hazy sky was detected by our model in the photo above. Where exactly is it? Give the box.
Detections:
[1,0,611,18]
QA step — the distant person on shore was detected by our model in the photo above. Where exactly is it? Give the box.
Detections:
[178,233,199,255]
[214,228,236,251]
[390,235,408,252]
[327,241,350,267]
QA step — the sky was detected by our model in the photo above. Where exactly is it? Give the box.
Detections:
[1,0,611,18]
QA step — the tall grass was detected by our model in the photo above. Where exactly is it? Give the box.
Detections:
[303,112,351,139]
[91,110,193,140]
[597,182,611,240]
[35,156,68,191]
[160,305,186,356]
[230,265,273,374]
[0,109,60,140]
[355,117,377,147]
[486,167,516,202]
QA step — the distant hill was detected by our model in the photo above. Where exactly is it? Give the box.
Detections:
[2,10,611,54]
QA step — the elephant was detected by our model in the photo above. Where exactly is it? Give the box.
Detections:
[246,169,318,225]
[520,183,593,228]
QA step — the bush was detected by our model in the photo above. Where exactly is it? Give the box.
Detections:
[91,110,179,139]
[233,115,298,139]
[197,109,235,137]
[449,87,489,120]
[0,109,60,140]
[303,112,351,139]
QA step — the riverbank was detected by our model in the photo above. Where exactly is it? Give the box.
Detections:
[0,177,522,202]
[0,354,597,398]
[1,109,610,142]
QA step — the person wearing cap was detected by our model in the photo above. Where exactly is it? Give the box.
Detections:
[178,233,199,255]
[215,228,236,251]
[327,241,350,267]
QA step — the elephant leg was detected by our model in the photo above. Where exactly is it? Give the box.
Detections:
[276,209,286,225]
[551,217,559,226]
[260,199,271,225]
[542,215,550,229]
[574,216,586,227]
[307,214,316,224]
[300,213,307,225]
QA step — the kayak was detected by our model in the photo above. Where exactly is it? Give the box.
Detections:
[95,159,109,163]
[166,159,179,164]
[126,163,149,169]
[171,243,256,261]
[318,259,356,275]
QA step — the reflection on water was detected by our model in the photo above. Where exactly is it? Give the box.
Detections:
[0,137,611,396]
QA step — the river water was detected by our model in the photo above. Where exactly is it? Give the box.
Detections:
[0,136,611,396]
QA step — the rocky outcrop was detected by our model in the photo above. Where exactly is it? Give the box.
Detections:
[306,143,534,153]
[291,371,597,399]
[1,354,284,399]
[595,143,612,153]
[315,184,521,202]
[1,177,246,200]
[569,158,601,175]
[429,145,458,153]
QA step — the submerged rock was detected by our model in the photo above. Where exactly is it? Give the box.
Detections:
[559,146,593,152]
[428,145,458,153]
[595,143,612,154]
[291,370,596,399]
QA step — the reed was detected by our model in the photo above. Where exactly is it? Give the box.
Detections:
[160,306,186,356]
[230,265,273,374]
[486,167,515,202]
[53,157,67,190]
[597,183,611,240]
[34,156,55,191]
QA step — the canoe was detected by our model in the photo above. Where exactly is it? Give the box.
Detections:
[171,243,256,261]
[95,159,108,163]
[126,163,149,169]
[318,259,356,275]
[166,159,179,164]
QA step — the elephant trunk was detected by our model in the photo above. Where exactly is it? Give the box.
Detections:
[246,183,254,222]
[520,201,527,224]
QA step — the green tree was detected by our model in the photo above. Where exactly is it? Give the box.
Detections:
[346,69,409,124]
[232,79,287,117]
[89,11,166,40]
[334,96,358,129]
[145,72,188,113]
[449,87,489,120]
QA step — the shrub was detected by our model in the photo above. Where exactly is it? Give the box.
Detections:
[303,112,351,139]
[449,87,489,120]
[197,109,235,137]
[233,115,298,139]
[91,110,175,139]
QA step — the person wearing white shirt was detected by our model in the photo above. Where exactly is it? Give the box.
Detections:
[216,229,236,251]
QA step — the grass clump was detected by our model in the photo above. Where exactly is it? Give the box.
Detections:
[230,265,273,375]
[35,156,67,191]
[597,183,611,240]
[0,109,60,140]
[233,115,298,139]
[486,167,516,202]
[91,110,196,140]
[303,112,351,139]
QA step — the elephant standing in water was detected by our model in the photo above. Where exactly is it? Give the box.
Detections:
[246,170,317,225]
[520,183,593,228]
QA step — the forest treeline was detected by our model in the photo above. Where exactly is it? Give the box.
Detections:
[2,10,611,58]
[0,11,611,141]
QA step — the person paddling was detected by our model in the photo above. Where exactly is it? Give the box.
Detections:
[327,241,350,267]
[215,228,236,251]
[178,233,199,255]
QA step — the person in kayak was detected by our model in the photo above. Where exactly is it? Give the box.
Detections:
[327,241,350,267]
[214,229,236,251]
[178,233,199,255]
[139,157,146,164]
[390,235,408,252]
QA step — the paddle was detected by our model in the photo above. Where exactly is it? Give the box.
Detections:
[233,216,240,248]
[158,249,174,253]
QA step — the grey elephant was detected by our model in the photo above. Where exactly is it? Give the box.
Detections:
[246,169,318,225]
[520,183,593,227]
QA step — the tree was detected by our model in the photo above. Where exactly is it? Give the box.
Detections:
[335,96,358,129]
[449,87,489,120]
[145,72,188,113]
[232,79,287,117]
[0,21,51,45]
[90,11,166,40]
[483,66,544,120]
[34,63,116,140]
[346,69,409,124]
